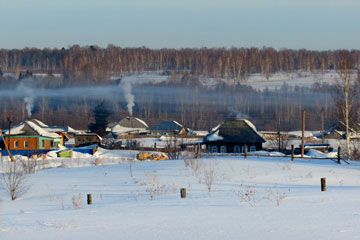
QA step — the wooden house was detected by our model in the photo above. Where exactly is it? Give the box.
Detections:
[203,120,266,153]
[324,121,360,139]
[74,133,102,147]
[108,117,148,138]
[27,119,78,145]
[0,120,62,150]
[149,121,190,136]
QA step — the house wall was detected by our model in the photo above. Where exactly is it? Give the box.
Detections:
[38,136,60,150]
[4,136,38,150]
[206,142,262,153]
[75,136,100,147]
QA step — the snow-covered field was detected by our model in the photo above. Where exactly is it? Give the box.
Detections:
[1,148,360,240]
[201,71,340,90]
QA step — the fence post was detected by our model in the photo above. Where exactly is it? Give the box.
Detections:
[291,145,294,161]
[244,145,247,159]
[321,178,326,191]
[87,194,92,205]
[180,188,187,198]
[337,146,341,164]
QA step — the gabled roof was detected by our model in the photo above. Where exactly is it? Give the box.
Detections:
[3,120,61,138]
[110,117,149,134]
[149,121,184,131]
[204,119,266,143]
[117,117,148,129]
[29,119,48,128]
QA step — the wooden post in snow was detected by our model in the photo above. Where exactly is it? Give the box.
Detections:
[244,144,247,159]
[321,178,326,191]
[180,188,187,198]
[337,146,341,164]
[87,194,92,205]
[301,110,305,158]
[291,145,294,161]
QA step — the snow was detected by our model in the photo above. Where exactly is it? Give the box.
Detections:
[244,119,266,142]
[3,121,61,138]
[1,148,360,239]
[204,130,224,141]
[111,125,148,134]
[26,121,61,138]
[133,117,149,128]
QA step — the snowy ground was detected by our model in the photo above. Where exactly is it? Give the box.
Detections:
[1,148,360,240]
[199,70,340,90]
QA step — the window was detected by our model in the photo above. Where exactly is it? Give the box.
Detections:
[211,146,218,153]
[220,146,227,153]
[234,146,241,153]
[24,141,29,148]
[241,145,247,153]
[42,140,45,147]
[250,146,257,152]
[14,141,19,148]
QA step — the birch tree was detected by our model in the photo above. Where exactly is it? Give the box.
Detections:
[333,51,360,158]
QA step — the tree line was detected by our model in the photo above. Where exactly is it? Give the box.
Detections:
[1,46,360,86]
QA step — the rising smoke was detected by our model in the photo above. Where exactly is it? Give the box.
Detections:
[17,78,35,117]
[118,74,169,116]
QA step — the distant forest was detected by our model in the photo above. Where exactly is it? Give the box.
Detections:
[0,46,360,86]
[0,46,358,132]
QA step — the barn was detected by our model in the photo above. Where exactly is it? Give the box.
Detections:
[203,120,266,153]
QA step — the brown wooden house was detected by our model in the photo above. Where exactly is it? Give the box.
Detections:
[0,120,62,150]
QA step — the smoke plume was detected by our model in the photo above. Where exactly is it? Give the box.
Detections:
[17,78,36,117]
[24,96,34,117]
[119,73,169,116]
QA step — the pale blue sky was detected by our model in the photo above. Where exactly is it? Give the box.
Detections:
[0,0,359,50]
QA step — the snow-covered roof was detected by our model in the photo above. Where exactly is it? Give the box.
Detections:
[44,126,78,134]
[204,130,224,142]
[110,117,149,134]
[4,120,61,139]
[29,119,48,128]
[204,119,266,143]
[25,121,61,138]
[111,125,148,134]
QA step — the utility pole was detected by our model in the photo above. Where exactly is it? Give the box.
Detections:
[321,108,324,143]
[277,115,281,152]
[301,110,305,158]
[7,112,12,150]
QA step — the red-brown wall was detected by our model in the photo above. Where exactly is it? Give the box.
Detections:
[4,137,38,150]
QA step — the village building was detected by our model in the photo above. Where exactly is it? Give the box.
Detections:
[108,117,149,138]
[74,133,102,147]
[0,120,62,151]
[203,120,266,153]
[324,121,360,139]
[27,119,78,145]
[149,121,190,136]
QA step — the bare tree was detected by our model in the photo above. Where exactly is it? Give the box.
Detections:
[333,51,360,158]
[1,162,29,200]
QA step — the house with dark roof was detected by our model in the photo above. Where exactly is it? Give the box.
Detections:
[149,121,189,136]
[203,120,266,153]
